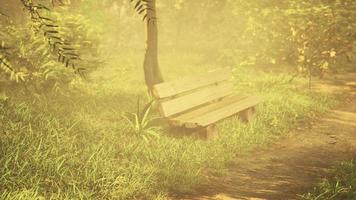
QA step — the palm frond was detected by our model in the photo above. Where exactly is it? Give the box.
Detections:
[130,0,155,22]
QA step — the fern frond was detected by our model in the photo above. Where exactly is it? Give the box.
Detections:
[0,55,14,73]
[0,11,8,17]
[0,54,27,83]
[51,0,65,6]
[20,0,85,77]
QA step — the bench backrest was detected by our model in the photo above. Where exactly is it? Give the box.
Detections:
[153,68,233,117]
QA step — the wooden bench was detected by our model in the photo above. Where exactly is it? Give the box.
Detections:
[152,68,262,139]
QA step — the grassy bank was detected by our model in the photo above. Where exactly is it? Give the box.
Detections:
[0,65,336,199]
[299,161,356,200]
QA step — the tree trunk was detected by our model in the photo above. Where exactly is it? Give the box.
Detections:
[143,0,163,90]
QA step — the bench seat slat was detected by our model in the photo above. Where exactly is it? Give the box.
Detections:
[159,82,233,117]
[153,68,231,99]
[169,95,247,126]
[169,95,263,128]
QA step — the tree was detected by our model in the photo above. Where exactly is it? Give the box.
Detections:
[132,0,164,90]
[142,0,163,89]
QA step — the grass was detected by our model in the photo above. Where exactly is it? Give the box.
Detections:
[0,57,337,199]
[299,161,356,200]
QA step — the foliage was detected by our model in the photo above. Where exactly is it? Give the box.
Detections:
[50,11,103,75]
[222,0,356,74]
[0,22,27,82]
[299,161,356,200]
[153,0,355,76]
[288,0,356,82]
[20,0,84,76]
[0,22,74,91]
[130,0,155,22]
[0,2,101,91]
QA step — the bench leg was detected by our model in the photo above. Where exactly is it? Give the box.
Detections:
[196,124,218,140]
[240,107,256,123]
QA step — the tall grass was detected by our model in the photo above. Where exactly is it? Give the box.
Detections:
[0,64,336,199]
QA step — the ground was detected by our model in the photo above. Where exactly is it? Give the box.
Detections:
[171,73,356,200]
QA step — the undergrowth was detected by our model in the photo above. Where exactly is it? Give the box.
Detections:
[299,161,356,200]
[0,67,336,199]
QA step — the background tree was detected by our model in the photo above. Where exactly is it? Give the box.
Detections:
[1,0,355,91]
[135,0,164,89]
[87,0,166,89]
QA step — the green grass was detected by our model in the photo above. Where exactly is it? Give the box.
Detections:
[299,161,356,200]
[0,61,337,199]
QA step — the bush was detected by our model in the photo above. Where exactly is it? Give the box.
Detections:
[0,6,101,92]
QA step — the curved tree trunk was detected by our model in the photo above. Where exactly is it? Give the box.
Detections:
[143,0,163,90]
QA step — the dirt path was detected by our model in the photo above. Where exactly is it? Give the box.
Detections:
[173,74,356,200]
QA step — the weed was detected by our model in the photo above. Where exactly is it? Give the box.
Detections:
[121,97,162,143]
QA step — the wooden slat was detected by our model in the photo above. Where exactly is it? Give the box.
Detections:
[153,68,231,99]
[174,95,263,128]
[169,95,248,126]
[159,82,233,117]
